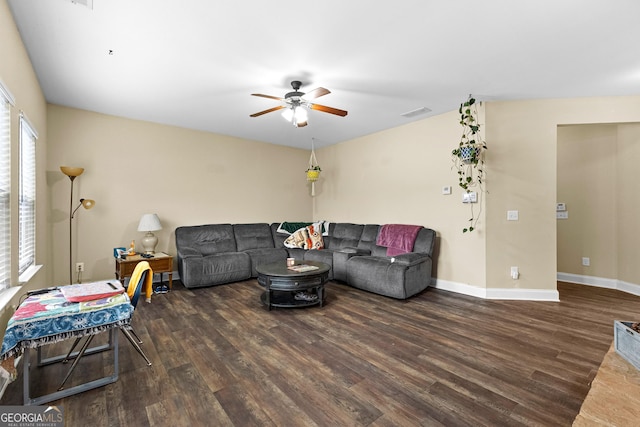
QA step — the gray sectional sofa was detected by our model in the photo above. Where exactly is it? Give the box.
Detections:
[175,222,436,299]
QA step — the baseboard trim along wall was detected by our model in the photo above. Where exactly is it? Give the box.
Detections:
[430,279,560,301]
[557,272,640,297]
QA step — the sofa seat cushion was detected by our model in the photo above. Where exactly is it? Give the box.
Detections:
[285,247,306,260]
[346,255,431,299]
[303,249,334,280]
[243,247,289,277]
[189,252,251,287]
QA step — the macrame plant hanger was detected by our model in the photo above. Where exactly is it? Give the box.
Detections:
[306,137,321,196]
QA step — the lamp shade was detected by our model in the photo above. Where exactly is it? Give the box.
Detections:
[80,198,95,210]
[60,166,84,178]
[137,214,162,232]
[138,214,162,254]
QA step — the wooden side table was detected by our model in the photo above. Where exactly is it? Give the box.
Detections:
[115,252,173,290]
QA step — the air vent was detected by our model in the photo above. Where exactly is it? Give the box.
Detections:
[70,0,93,9]
[400,106,432,118]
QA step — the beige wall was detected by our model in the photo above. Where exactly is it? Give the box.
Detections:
[558,123,640,284]
[46,105,313,285]
[486,97,640,293]
[617,124,640,284]
[317,97,640,296]
[315,109,487,288]
[0,0,48,326]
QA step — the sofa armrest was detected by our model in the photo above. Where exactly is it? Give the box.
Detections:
[337,247,371,256]
[177,247,203,258]
[391,253,430,267]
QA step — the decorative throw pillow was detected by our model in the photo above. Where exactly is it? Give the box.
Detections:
[283,222,324,249]
[284,227,309,248]
[306,222,324,249]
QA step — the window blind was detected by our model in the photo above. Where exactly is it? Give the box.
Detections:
[18,113,37,276]
[0,82,13,290]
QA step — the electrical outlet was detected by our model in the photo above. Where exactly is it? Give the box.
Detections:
[510,266,519,279]
[75,262,84,272]
[582,257,590,267]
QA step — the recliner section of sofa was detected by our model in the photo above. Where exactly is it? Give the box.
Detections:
[175,224,252,288]
[176,222,436,299]
[346,228,436,299]
[235,223,288,277]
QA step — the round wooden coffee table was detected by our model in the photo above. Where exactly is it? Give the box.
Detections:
[256,260,330,310]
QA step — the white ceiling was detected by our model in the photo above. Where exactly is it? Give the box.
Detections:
[7,0,640,149]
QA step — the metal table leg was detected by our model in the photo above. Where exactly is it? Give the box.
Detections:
[23,328,120,406]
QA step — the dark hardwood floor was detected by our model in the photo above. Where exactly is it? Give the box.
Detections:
[2,280,639,426]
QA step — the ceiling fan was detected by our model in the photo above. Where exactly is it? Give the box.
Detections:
[250,81,348,127]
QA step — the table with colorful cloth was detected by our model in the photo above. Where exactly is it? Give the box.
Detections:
[0,285,133,405]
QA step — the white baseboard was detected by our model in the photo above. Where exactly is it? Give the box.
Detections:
[430,278,560,301]
[557,272,640,297]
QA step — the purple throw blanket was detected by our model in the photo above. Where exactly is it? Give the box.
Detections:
[376,224,422,256]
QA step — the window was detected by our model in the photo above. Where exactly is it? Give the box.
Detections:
[18,113,37,276]
[0,81,14,290]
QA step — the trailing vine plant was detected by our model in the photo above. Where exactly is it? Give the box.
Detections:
[451,96,487,232]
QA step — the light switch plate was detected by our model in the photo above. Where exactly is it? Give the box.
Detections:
[462,192,477,203]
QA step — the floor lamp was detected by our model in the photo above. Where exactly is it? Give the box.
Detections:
[60,166,95,285]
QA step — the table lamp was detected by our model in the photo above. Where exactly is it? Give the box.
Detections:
[137,213,162,254]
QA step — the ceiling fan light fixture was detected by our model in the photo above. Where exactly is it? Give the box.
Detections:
[294,105,308,124]
[281,107,294,122]
[251,81,346,125]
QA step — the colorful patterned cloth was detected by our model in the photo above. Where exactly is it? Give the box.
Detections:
[1,289,133,360]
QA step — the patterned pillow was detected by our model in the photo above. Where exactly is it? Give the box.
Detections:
[284,227,309,248]
[283,222,325,249]
[305,222,324,249]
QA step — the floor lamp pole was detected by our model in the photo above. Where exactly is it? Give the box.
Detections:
[68,176,75,286]
[61,166,85,286]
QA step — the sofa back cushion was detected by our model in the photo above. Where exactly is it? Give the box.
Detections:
[234,223,274,251]
[327,223,364,249]
[413,228,437,255]
[358,224,380,251]
[270,223,289,248]
[176,224,237,256]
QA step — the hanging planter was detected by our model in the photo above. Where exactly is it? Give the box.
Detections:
[451,95,487,233]
[306,168,321,182]
[458,145,478,164]
[306,139,321,195]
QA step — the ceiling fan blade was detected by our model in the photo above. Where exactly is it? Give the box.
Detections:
[302,87,330,100]
[251,93,284,101]
[310,103,348,117]
[250,105,285,117]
